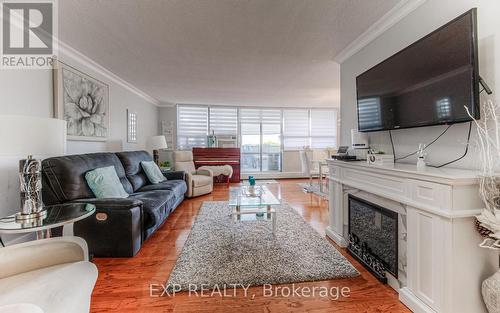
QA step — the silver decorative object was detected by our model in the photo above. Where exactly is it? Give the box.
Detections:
[482,269,500,313]
[16,155,46,221]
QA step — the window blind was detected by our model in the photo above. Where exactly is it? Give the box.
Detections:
[209,107,238,136]
[177,105,208,149]
[283,109,309,149]
[310,109,337,149]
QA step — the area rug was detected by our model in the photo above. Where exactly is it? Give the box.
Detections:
[166,201,358,291]
[298,182,329,199]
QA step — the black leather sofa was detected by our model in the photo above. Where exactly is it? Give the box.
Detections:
[41,150,187,257]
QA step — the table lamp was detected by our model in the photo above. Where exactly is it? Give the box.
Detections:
[147,135,168,165]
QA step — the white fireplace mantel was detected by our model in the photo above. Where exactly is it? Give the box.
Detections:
[326,159,496,313]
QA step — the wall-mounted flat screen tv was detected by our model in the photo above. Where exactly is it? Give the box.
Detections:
[356,9,480,132]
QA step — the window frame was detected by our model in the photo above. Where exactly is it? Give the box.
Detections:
[176,105,339,171]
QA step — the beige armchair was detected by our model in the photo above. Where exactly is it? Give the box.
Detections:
[173,150,213,197]
[0,237,98,313]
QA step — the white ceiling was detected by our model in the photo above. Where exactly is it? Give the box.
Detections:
[59,0,401,107]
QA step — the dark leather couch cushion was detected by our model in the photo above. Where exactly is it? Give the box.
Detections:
[116,151,154,192]
[42,153,133,203]
[138,180,187,196]
[129,190,177,230]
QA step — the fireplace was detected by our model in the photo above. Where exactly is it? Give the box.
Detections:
[348,194,398,283]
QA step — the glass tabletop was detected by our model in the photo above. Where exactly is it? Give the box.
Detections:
[0,203,96,234]
[229,185,281,207]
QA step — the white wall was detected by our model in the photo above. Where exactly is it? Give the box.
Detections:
[158,105,176,164]
[0,46,160,245]
[0,52,160,155]
[340,0,500,169]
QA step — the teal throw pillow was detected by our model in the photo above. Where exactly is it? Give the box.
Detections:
[85,166,129,199]
[141,161,167,184]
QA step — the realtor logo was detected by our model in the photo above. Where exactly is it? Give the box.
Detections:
[1,0,58,69]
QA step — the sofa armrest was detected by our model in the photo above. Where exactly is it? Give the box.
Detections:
[163,170,185,181]
[196,168,213,177]
[0,236,88,279]
[71,198,143,210]
[69,198,143,257]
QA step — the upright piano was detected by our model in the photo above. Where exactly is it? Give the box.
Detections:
[192,148,241,183]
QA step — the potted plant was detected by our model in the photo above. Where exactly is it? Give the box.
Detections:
[466,100,500,313]
[159,161,171,171]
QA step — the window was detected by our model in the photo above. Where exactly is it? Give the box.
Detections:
[176,105,338,172]
[209,107,238,136]
[283,109,309,149]
[283,109,337,150]
[310,109,337,149]
[240,109,282,172]
[177,105,208,149]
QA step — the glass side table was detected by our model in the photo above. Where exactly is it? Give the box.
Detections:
[0,203,96,240]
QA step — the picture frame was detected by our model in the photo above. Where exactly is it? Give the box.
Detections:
[53,60,110,141]
[127,109,138,143]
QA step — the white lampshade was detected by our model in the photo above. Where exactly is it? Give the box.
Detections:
[147,135,168,150]
[0,115,67,156]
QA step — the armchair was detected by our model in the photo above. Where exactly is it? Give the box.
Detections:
[173,150,213,197]
[0,237,98,313]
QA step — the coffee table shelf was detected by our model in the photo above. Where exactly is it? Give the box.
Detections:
[229,185,280,234]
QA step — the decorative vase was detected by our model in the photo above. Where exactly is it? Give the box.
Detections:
[482,269,500,313]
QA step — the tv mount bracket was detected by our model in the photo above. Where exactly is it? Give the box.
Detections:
[479,76,493,95]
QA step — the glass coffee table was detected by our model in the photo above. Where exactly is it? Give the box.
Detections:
[229,185,281,234]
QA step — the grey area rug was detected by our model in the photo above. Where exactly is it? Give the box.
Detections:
[298,182,329,199]
[167,201,358,290]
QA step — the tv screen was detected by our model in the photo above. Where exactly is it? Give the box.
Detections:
[356,9,480,132]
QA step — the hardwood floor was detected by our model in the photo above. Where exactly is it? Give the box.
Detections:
[90,179,411,313]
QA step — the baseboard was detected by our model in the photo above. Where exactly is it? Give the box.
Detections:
[399,287,436,313]
[240,172,319,180]
[325,227,348,247]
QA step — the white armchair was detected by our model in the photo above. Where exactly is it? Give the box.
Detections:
[0,237,98,313]
[173,150,214,197]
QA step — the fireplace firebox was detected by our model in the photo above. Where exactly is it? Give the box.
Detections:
[348,194,398,283]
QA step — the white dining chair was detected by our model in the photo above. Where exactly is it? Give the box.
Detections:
[300,149,314,193]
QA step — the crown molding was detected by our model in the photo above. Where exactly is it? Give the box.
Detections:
[157,102,176,108]
[56,40,161,106]
[334,0,427,64]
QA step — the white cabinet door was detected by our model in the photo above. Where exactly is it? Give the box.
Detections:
[407,207,446,312]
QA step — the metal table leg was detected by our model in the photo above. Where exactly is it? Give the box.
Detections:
[319,162,323,193]
[272,211,277,235]
[36,229,51,240]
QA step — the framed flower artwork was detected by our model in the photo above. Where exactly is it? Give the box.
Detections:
[53,60,109,141]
